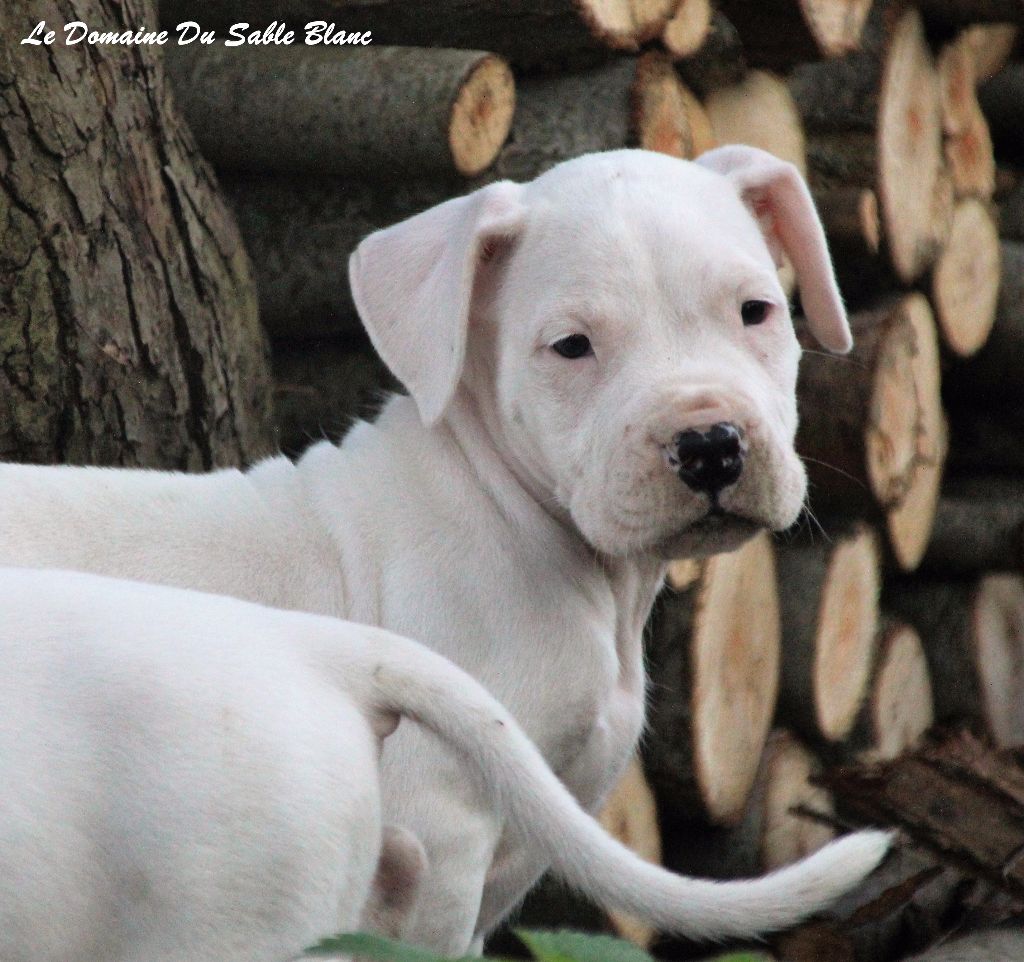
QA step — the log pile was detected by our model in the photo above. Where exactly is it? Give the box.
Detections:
[160,2,1024,957]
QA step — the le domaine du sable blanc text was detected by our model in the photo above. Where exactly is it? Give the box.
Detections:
[21,20,372,47]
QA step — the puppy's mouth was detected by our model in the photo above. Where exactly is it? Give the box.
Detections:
[651,508,762,559]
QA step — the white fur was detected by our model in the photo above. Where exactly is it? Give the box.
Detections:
[0,567,890,962]
[0,149,874,951]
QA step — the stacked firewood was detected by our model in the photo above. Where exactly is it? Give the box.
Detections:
[160,1,1024,958]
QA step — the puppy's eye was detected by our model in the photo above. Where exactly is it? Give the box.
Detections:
[551,334,593,359]
[741,300,771,326]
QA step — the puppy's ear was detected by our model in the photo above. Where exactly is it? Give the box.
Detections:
[697,145,852,354]
[349,181,526,426]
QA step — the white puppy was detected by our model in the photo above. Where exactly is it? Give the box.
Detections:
[0,147,875,950]
[0,567,888,962]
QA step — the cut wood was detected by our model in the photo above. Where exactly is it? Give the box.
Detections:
[962,24,1019,83]
[980,65,1024,165]
[930,199,1000,355]
[793,9,948,284]
[158,0,675,69]
[660,0,713,60]
[596,758,662,947]
[717,0,874,69]
[847,620,934,761]
[226,57,695,339]
[632,52,705,159]
[797,294,946,571]
[165,45,514,178]
[923,478,1024,574]
[885,576,1024,746]
[643,532,780,825]
[774,525,881,745]
[674,11,747,95]
[661,730,835,883]
[273,339,396,457]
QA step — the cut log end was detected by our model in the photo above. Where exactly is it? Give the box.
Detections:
[865,622,935,761]
[580,0,676,49]
[694,532,781,824]
[814,525,881,742]
[449,55,516,177]
[801,0,875,59]
[931,198,1001,356]
[632,52,694,158]
[761,731,836,871]
[660,0,712,59]
[973,574,1024,747]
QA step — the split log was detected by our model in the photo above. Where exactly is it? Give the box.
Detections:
[980,65,1024,165]
[272,339,396,456]
[596,759,662,947]
[923,478,1024,573]
[847,620,935,761]
[797,294,946,571]
[962,24,1019,83]
[885,575,1024,746]
[158,0,675,69]
[165,45,515,179]
[661,730,836,882]
[929,199,1000,356]
[226,57,695,340]
[674,12,747,95]
[716,0,874,69]
[792,9,949,285]
[660,0,713,60]
[644,532,780,825]
[774,525,881,745]
[0,0,274,469]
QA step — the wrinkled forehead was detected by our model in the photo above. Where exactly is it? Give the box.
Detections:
[512,151,777,296]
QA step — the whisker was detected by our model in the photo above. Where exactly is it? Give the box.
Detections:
[799,454,870,492]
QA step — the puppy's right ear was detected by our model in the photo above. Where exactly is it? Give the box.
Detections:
[348,182,526,427]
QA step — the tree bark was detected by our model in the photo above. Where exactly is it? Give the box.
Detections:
[980,64,1024,165]
[166,45,515,178]
[923,478,1024,573]
[0,0,274,469]
[675,11,747,95]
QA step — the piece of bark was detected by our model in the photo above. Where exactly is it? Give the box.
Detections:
[980,64,1024,165]
[675,11,748,95]
[847,620,935,761]
[774,525,881,745]
[272,338,397,456]
[885,576,1024,746]
[226,57,694,340]
[158,0,675,70]
[0,0,274,469]
[930,199,1000,356]
[905,926,1024,962]
[661,730,836,884]
[644,532,781,825]
[923,478,1024,573]
[1001,180,1024,240]
[797,294,946,571]
[166,45,515,179]
[660,0,713,59]
[792,9,949,285]
[717,0,875,69]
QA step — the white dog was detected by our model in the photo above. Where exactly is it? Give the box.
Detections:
[0,567,887,962]
[0,147,870,951]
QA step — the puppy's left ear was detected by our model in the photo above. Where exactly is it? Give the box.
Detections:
[349,181,526,426]
[697,145,852,354]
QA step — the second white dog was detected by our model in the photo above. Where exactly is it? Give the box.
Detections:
[0,567,888,962]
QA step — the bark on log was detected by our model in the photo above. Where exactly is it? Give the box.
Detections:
[660,0,713,60]
[885,576,1024,746]
[980,65,1024,165]
[1001,180,1024,240]
[716,0,875,69]
[905,927,1024,962]
[792,9,949,284]
[661,730,836,883]
[846,620,935,761]
[644,532,781,825]
[930,199,1000,356]
[166,45,515,178]
[774,525,881,745]
[158,0,675,69]
[797,294,946,571]
[916,0,1024,32]
[273,338,396,456]
[674,12,747,95]
[226,57,695,340]
[0,0,273,469]
[923,478,1024,573]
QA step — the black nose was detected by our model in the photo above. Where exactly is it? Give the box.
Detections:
[674,422,745,495]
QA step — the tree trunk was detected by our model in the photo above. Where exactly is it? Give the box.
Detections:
[166,45,515,178]
[0,0,274,470]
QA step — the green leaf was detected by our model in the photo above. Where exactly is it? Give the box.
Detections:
[515,929,655,962]
[304,932,460,962]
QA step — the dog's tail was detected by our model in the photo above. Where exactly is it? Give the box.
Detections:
[321,627,890,941]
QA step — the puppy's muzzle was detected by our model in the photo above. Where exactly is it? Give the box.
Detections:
[673,422,745,496]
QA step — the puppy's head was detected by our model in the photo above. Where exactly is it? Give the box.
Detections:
[350,148,850,559]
